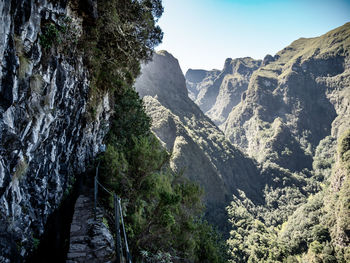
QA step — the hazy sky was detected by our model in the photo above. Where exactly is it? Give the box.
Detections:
[156,0,350,73]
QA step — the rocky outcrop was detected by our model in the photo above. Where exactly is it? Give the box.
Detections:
[185,69,220,101]
[185,57,261,127]
[207,57,262,127]
[135,51,263,228]
[0,0,110,261]
[223,23,350,172]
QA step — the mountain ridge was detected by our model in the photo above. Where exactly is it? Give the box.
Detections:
[135,50,265,229]
[223,22,350,172]
[186,57,262,127]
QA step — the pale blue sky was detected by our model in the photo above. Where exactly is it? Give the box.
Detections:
[156,0,350,73]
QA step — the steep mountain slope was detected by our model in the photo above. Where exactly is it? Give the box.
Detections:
[226,129,350,262]
[185,69,220,101]
[186,57,261,127]
[135,51,263,226]
[223,23,350,172]
[182,23,350,262]
[279,130,350,262]
[134,50,329,233]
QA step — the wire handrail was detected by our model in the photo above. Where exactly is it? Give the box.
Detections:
[94,163,132,263]
[97,181,113,195]
[118,198,131,262]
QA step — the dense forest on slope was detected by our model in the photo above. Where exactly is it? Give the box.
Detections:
[100,88,227,262]
[226,130,350,262]
[223,23,350,263]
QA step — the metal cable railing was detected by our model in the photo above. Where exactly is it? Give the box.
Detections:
[94,164,132,263]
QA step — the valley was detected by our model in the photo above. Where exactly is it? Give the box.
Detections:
[136,23,350,262]
[0,0,348,261]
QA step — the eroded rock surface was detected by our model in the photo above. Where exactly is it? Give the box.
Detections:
[185,57,261,127]
[0,0,110,260]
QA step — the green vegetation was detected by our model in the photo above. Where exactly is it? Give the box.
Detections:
[313,136,336,180]
[73,0,228,261]
[81,0,163,91]
[102,217,109,229]
[32,237,40,251]
[39,23,61,50]
[339,130,350,168]
[40,15,78,48]
[99,87,227,262]
[222,23,350,263]
[78,0,164,117]
[226,130,350,262]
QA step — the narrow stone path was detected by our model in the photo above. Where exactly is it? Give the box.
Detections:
[66,194,115,263]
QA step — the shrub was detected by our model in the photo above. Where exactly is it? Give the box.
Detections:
[39,23,61,50]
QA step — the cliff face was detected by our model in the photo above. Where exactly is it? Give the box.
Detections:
[135,51,263,227]
[185,68,220,102]
[0,0,110,260]
[185,57,261,127]
[223,23,350,172]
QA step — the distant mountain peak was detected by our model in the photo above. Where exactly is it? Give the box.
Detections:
[136,50,188,101]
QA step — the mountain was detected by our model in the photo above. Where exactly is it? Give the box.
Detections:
[203,23,350,262]
[185,68,220,102]
[184,23,350,175]
[134,51,264,227]
[186,57,261,127]
[134,23,350,262]
[223,23,350,172]
[182,23,350,262]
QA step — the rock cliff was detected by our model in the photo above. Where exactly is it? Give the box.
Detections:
[135,51,263,228]
[0,0,110,260]
[223,22,350,172]
[185,68,220,102]
[186,57,261,127]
